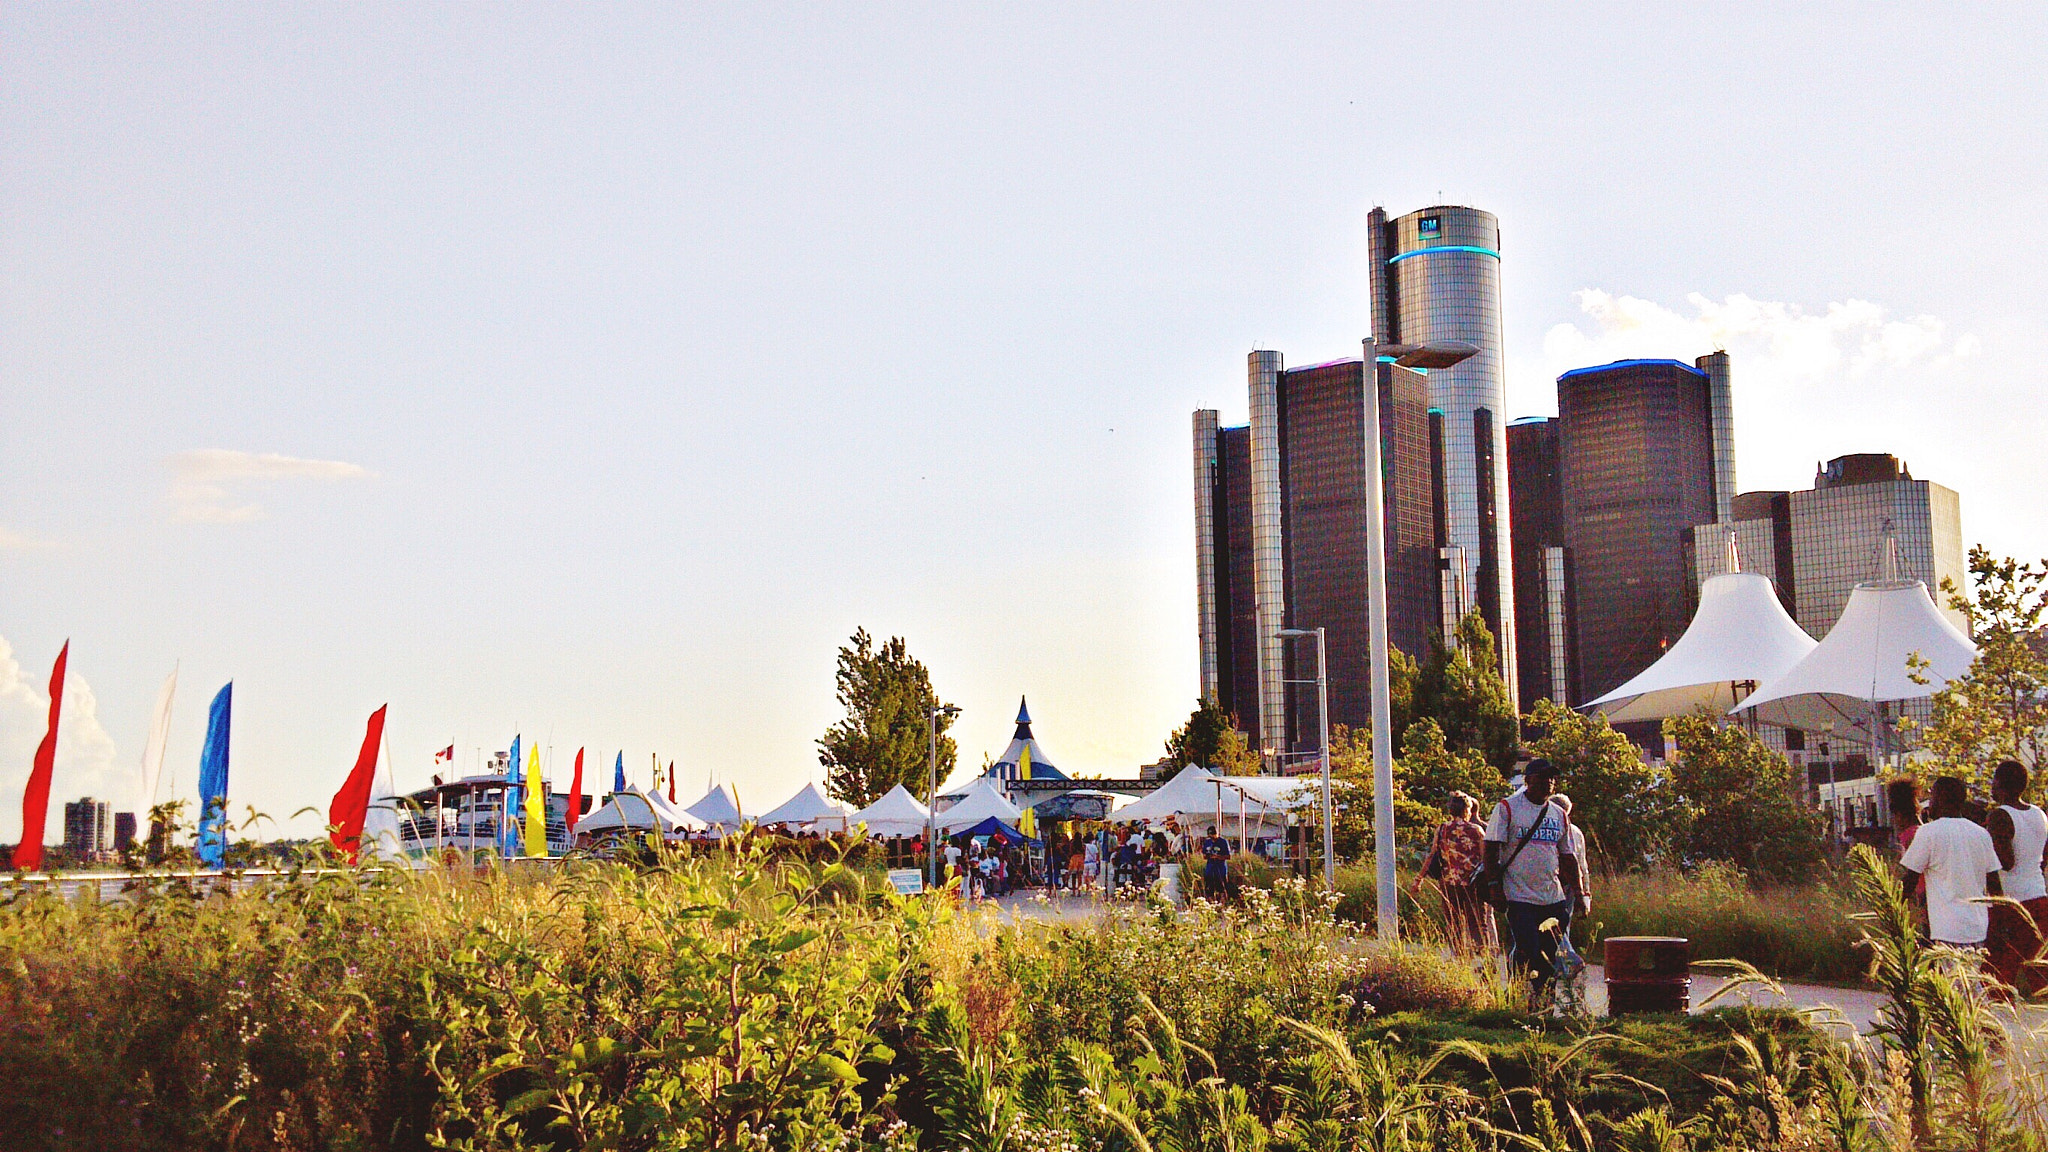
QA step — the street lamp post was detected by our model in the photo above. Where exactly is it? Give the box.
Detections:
[1278,627,1334,890]
[927,704,961,888]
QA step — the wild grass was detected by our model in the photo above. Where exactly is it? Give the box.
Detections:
[1581,863,1865,985]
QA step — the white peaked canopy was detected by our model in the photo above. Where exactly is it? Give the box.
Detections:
[1585,571,1818,721]
[1114,767,1316,827]
[757,781,849,827]
[685,783,744,828]
[579,787,707,834]
[849,783,931,838]
[1733,579,1978,736]
[934,776,1024,832]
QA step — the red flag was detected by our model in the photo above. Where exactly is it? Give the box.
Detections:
[435,745,454,763]
[327,705,389,864]
[667,760,676,803]
[566,748,585,834]
[12,641,68,872]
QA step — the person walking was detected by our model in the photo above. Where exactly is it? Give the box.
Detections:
[1200,824,1231,901]
[1413,792,1495,955]
[1901,775,2002,951]
[1483,760,1581,1002]
[1987,760,2048,994]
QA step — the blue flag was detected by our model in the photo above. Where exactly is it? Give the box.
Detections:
[503,735,521,858]
[613,751,625,794]
[195,682,232,868]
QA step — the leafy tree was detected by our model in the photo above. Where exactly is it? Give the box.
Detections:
[1161,698,1261,777]
[1522,698,1687,870]
[1414,611,1519,771]
[1393,717,1506,819]
[817,628,956,808]
[1664,711,1826,880]
[1317,718,1502,859]
[1914,548,2048,793]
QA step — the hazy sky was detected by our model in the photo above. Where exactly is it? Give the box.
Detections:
[4,5,2044,841]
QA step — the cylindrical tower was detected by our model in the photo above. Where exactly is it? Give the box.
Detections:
[1192,409,1223,706]
[1697,351,1736,523]
[1379,206,1518,705]
[1246,350,1288,758]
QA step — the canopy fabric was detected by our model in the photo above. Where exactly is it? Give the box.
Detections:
[849,783,931,838]
[578,788,707,834]
[1733,579,1978,736]
[947,815,1040,847]
[757,781,849,827]
[1111,767,1314,827]
[685,783,744,828]
[934,776,1023,831]
[1020,787,1138,813]
[1585,571,1818,721]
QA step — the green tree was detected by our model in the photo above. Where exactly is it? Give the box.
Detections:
[1915,548,2048,792]
[817,628,956,807]
[1393,717,1506,819]
[1318,718,1502,859]
[1161,698,1261,777]
[1523,698,1687,870]
[1664,711,1826,880]
[1414,611,1519,770]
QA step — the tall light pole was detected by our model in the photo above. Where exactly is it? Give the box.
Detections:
[1279,627,1334,890]
[926,704,961,888]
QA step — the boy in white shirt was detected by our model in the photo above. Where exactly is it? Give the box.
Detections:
[1900,775,2002,948]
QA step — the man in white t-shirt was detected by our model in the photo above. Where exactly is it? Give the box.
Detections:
[1900,775,2002,948]
[1484,759,1580,996]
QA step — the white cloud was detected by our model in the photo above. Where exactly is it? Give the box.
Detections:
[0,634,124,844]
[167,449,371,523]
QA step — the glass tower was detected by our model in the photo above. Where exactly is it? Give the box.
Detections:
[1369,205,1518,705]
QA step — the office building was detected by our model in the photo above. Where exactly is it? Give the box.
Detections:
[1689,490,1796,617]
[63,797,110,858]
[1367,205,1519,703]
[1555,358,1725,703]
[1790,454,1965,639]
[1195,354,1436,756]
[113,811,137,851]
[1506,416,1572,706]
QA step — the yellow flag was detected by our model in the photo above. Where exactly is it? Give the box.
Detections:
[523,743,547,856]
[1018,745,1035,837]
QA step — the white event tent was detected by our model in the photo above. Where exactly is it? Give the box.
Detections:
[849,783,931,838]
[579,787,707,835]
[934,777,1023,832]
[1584,570,1817,722]
[757,782,849,829]
[1732,578,1977,739]
[685,783,745,829]
[1112,767,1311,832]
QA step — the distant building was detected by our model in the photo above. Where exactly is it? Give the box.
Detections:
[1555,357,1726,704]
[1506,416,1572,707]
[63,797,110,858]
[113,811,137,851]
[1789,453,1966,639]
[1194,354,1436,758]
[1690,490,1796,618]
[1367,205,1519,698]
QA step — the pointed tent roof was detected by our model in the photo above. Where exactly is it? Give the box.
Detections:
[757,781,849,827]
[1732,579,1978,736]
[1113,766,1313,826]
[849,783,931,838]
[579,787,707,834]
[685,783,744,828]
[935,776,1023,831]
[983,695,1069,782]
[1585,571,1818,722]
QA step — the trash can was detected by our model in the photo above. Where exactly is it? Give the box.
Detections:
[1603,936,1690,1014]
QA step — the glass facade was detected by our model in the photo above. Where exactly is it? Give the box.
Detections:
[1192,415,1262,741]
[1507,417,1568,706]
[1789,465,1966,639]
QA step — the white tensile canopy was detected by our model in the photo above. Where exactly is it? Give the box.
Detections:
[1585,571,1818,722]
[1112,767,1312,829]
[579,787,707,834]
[1732,579,1978,736]
[934,776,1024,832]
[756,781,849,828]
[685,783,744,828]
[1020,787,1139,814]
[849,783,931,838]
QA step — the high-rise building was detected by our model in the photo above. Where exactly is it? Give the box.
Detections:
[1689,490,1796,617]
[1368,205,1518,703]
[1506,416,1572,707]
[1789,454,1965,639]
[113,811,137,851]
[1555,358,1724,703]
[1194,354,1436,757]
[63,797,110,858]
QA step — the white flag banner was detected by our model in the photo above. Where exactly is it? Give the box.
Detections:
[139,666,178,815]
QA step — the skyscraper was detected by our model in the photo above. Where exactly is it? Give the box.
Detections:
[1789,454,1965,639]
[1506,416,1571,707]
[1689,490,1796,617]
[1194,354,1436,757]
[63,796,110,859]
[1555,358,1723,704]
[1368,205,1518,703]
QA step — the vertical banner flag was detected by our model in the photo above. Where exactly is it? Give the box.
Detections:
[1018,744,1035,838]
[613,752,625,794]
[668,761,677,804]
[195,682,233,868]
[138,665,178,820]
[11,641,70,872]
[522,742,546,856]
[327,705,390,863]
[503,735,521,858]
[566,748,584,836]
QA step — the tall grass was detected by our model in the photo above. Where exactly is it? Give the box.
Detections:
[1582,862,1865,984]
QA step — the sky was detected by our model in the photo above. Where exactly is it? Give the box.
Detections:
[3,5,2045,842]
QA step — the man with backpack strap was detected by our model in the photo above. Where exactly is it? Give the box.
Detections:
[1483,759,1582,1002]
